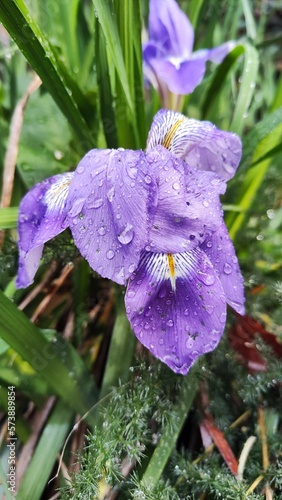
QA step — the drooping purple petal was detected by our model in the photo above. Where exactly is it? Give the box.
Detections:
[200,223,245,314]
[125,248,227,375]
[148,0,194,56]
[146,109,242,181]
[16,172,74,288]
[147,57,207,95]
[66,149,157,285]
[145,146,226,253]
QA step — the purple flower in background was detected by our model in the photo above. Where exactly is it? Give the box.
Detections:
[143,0,236,105]
[17,110,244,374]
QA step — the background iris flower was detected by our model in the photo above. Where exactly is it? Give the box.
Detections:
[143,0,236,107]
[17,110,244,374]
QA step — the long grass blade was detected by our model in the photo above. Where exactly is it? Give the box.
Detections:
[0,289,98,425]
[229,43,259,135]
[0,0,95,145]
[16,399,72,500]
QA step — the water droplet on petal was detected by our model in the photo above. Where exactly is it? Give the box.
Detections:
[166,319,174,327]
[220,312,227,323]
[223,263,232,274]
[206,305,214,315]
[106,250,115,260]
[186,338,194,349]
[206,240,212,248]
[77,165,85,174]
[145,175,152,184]
[88,198,103,209]
[128,264,135,273]
[98,226,106,236]
[159,338,164,345]
[173,182,180,191]
[117,223,134,244]
[202,200,209,208]
[69,198,85,217]
[197,272,215,285]
[127,289,135,298]
[107,187,115,202]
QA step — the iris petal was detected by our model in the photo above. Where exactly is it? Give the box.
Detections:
[146,109,242,181]
[146,146,225,253]
[16,172,73,288]
[125,248,227,375]
[200,223,245,314]
[147,58,207,95]
[66,149,157,285]
[148,0,194,56]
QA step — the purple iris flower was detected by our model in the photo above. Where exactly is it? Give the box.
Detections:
[143,0,236,101]
[16,109,244,374]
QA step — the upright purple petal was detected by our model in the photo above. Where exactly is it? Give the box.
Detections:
[16,172,73,288]
[125,249,227,375]
[200,223,245,315]
[66,149,157,285]
[145,146,226,253]
[146,110,242,181]
[148,0,194,56]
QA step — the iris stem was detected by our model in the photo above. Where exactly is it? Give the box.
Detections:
[141,365,198,489]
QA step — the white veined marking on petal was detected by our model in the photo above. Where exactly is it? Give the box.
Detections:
[44,173,74,213]
[144,250,199,292]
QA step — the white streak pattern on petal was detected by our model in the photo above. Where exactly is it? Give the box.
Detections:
[141,249,200,291]
[44,173,74,213]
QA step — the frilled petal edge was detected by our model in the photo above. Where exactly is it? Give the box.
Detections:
[125,249,227,374]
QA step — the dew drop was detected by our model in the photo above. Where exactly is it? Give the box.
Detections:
[206,240,212,248]
[197,272,215,285]
[223,263,232,274]
[166,319,174,327]
[202,200,209,208]
[206,305,214,315]
[117,223,134,244]
[145,175,152,184]
[220,312,227,323]
[76,165,85,174]
[128,264,135,273]
[107,187,115,202]
[127,289,136,298]
[159,338,164,345]
[173,182,180,191]
[106,249,115,260]
[69,198,85,217]
[186,338,194,349]
[98,226,106,236]
[88,198,103,209]
[184,308,189,316]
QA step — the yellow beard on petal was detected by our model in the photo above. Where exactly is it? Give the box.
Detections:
[167,253,176,291]
[162,118,185,149]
